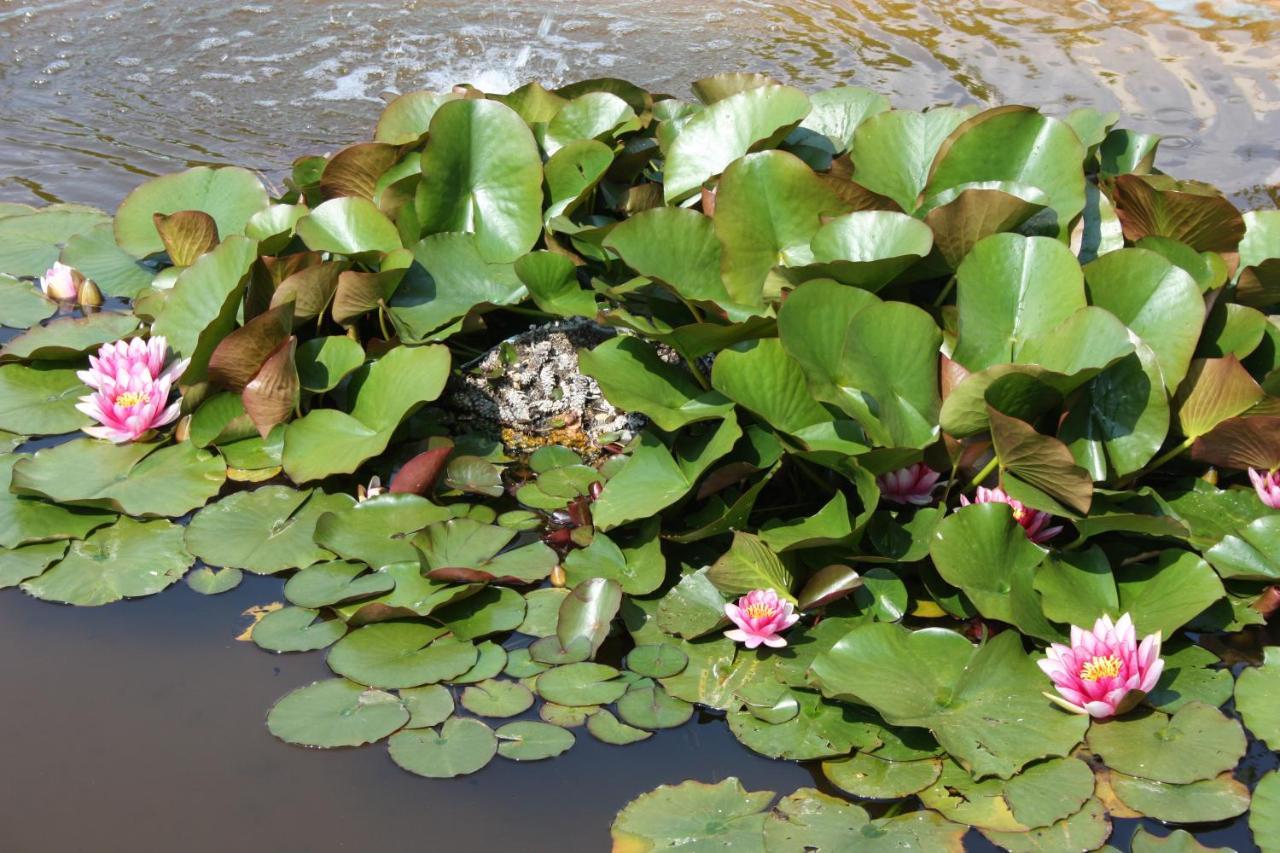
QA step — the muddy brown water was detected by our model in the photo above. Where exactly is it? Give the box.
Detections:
[1,1,1279,850]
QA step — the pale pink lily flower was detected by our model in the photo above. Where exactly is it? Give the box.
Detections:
[724,588,800,649]
[877,463,943,506]
[959,485,1063,544]
[1038,613,1163,719]
[75,337,188,443]
[39,262,82,302]
[1249,468,1280,510]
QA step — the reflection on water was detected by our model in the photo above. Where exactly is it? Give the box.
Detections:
[0,0,1276,210]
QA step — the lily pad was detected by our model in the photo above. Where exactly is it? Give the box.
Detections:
[979,798,1111,853]
[822,753,942,799]
[1109,772,1250,824]
[186,566,242,596]
[327,623,478,689]
[284,561,396,609]
[459,678,535,718]
[0,453,114,548]
[0,363,92,435]
[495,720,575,761]
[610,777,773,852]
[313,495,451,570]
[627,644,689,679]
[587,709,652,745]
[1086,703,1247,784]
[266,678,408,748]
[1235,646,1280,749]
[185,486,349,574]
[252,606,347,653]
[617,685,695,731]
[1251,771,1280,853]
[114,166,267,257]
[400,684,455,729]
[0,275,56,330]
[388,717,497,778]
[0,312,139,362]
[536,662,627,707]
[765,789,967,852]
[0,540,67,589]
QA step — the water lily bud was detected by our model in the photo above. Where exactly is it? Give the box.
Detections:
[174,414,191,443]
[39,261,83,302]
[550,564,567,588]
[77,278,103,308]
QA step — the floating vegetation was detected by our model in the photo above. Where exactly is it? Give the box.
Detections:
[0,72,1278,850]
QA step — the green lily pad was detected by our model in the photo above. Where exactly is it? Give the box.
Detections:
[822,753,942,799]
[617,685,694,731]
[0,205,112,276]
[266,678,407,748]
[185,486,349,574]
[435,586,527,640]
[1130,827,1234,853]
[495,720,575,761]
[0,275,56,330]
[284,561,395,609]
[918,759,1024,831]
[1002,756,1097,829]
[327,623,478,689]
[0,312,139,362]
[656,568,729,640]
[0,540,67,589]
[810,625,1089,779]
[540,701,597,728]
[580,336,734,432]
[517,588,570,638]
[252,607,347,653]
[1146,643,1232,713]
[1205,515,1280,581]
[59,222,153,297]
[586,709,652,745]
[979,798,1111,853]
[459,678,534,718]
[313,495,450,570]
[295,197,400,255]
[1109,772,1250,824]
[114,166,267,257]
[400,684,454,729]
[1086,703,1246,784]
[0,454,114,548]
[765,789,967,853]
[555,576,621,658]
[12,439,227,518]
[0,363,92,435]
[848,107,969,213]
[627,644,689,679]
[610,777,773,852]
[536,662,627,707]
[450,641,508,684]
[21,517,191,606]
[1250,770,1280,853]
[1235,646,1280,749]
[388,717,497,778]
[186,566,242,595]
[562,523,665,596]
[729,688,879,761]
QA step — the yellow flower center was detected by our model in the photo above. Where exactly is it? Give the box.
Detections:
[743,602,777,620]
[116,391,150,408]
[1080,654,1123,681]
[1011,505,1026,521]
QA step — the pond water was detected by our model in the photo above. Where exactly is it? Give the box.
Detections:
[2,1,1279,850]
[0,0,1277,211]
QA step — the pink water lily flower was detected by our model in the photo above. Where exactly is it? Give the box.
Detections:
[1249,468,1280,510]
[1038,613,1163,719]
[39,262,82,302]
[960,485,1063,544]
[878,463,943,506]
[724,588,800,649]
[75,337,189,443]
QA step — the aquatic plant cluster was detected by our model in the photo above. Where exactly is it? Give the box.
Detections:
[1,73,1279,850]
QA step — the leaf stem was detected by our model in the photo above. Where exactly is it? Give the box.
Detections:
[1118,436,1194,488]
[932,275,957,307]
[968,455,1000,490]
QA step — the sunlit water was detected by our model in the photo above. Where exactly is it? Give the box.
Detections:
[2,2,1280,850]
[0,0,1277,209]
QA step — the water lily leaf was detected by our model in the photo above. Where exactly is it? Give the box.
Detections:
[517,588,570,638]
[543,140,613,225]
[1115,550,1225,638]
[152,210,218,267]
[0,312,139,362]
[0,275,56,329]
[318,141,399,201]
[1130,827,1233,853]
[794,210,934,291]
[586,709,651,745]
[952,233,1085,372]
[713,150,851,307]
[416,98,542,263]
[513,250,595,318]
[604,207,733,307]
[626,644,688,679]
[1191,415,1280,471]
[713,337,839,438]
[241,336,298,438]
[447,641,505,685]
[0,454,114,548]
[822,753,942,799]
[929,504,1058,642]
[979,798,1111,853]
[207,302,293,392]
[664,84,810,203]
[556,577,622,658]
[1235,646,1280,749]
[563,523,665,596]
[114,166,268,257]
[1002,757,1097,829]
[543,92,635,155]
[580,336,733,432]
[610,778,773,852]
[1109,174,1245,253]
[921,181,1049,269]
[1087,703,1246,784]
[1251,770,1280,853]
[328,623,477,689]
[21,517,191,605]
[798,86,888,153]
[400,684,454,729]
[386,233,524,342]
[536,662,627,707]
[313,495,450,570]
[1199,302,1267,361]
[493,720,574,762]
[1146,643,1231,713]
[375,90,461,144]
[266,679,407,748]
[1083,247,1203,391]
[1109,772,1250,824]
[295,197,400,256]
[388,717,497,778]
[186,566,242,596]
[617,684,694,731]
[281,343,450,482]
[459,678,534,719]
[766,789,966,853]
[0,539,65,592]
[434,586,527,640]
[443,455,504,497]
[918,759,1024,831]
[0,363,91,435]
[989,407,1093,515]
[185,486,348,574]
[928,106,1087,237]
[657,568,728,640]
[795,564,864,611]
[1205,515,1280,581]
[252,606,347,653]
[728,688,875,760]
[810,625,1088,779]
[849,108,970,213]
[0,204,110,277]
[150,235,258,383]
[706,531,794,599]
[12,439,227,517]
[415,517,553,584]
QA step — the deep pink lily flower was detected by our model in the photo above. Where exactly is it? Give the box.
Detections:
[724,588,799,649]
[877,463,942,505]
[959,485,1063,544]
[1038,613,1163,719]
[39,261,82,302]
[1249,468,1280,510]
[75,337,189,443]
